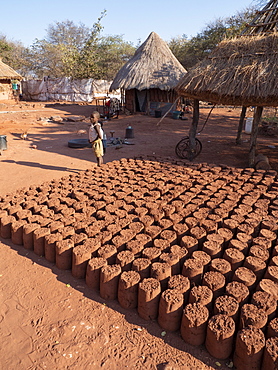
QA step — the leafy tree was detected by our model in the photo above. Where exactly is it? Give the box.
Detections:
[94,35,135,80]
[169,6,256,69]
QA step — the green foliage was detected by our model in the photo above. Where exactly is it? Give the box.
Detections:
[169,6,256,69]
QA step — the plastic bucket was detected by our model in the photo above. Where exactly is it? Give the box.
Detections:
[245,117,253,134]
[155,110,162,118]
[172,111,181,120]
[125,126,134,138]
[0,135,7,150]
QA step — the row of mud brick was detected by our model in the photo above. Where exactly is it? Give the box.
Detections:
[1,157,278,369]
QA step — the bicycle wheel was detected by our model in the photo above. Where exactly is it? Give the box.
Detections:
[175,136,202,160]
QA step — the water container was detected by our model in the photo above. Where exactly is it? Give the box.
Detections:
[245,117,253,134]
[0,135,7,150]
[172,111,181,119]
[155,110,162,118]
[125,126,134,138]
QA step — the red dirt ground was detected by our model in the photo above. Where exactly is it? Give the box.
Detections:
[0,100,277,370]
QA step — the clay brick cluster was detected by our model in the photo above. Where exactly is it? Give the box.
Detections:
[1,157,278,368]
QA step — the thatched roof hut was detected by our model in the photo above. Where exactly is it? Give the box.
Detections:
[175,0,278,167]
[0,59,22,101]
[176,33,278,107]
[110,31,186,114]
[0,59,22,81]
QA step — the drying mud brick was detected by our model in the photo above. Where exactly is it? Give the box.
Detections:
[158,289,184,332]
[132,258,151,280]
[244,256,266,281]
[225,281,249,307]
[151,262,172,290]
[168,274,190,304]
[205,314,235,359]
[99,264,122,300]
[264,265,278,283]
[251,291,277,321]
[180,235,198,255]
[182,258,204,286]
[267,318,278,339]
[192,250,211,272]
[181,303,209,346]
[138,278,161,321]
[262,337,278,370]
[239,304,268,331]
[249,245,270,262]
[85,257,107,290]
[256,279,278,300]
[142,247,161,262]
[229,239,249,255]
[170,245,188,267]
[209,258,232,280]
[44,233,63,263]
[202,240,222,259]
[223,248,245,271]
[22,223,39,250]
[56,239,75,270]
[11,220,26,245]
[97,244,117,264]
[33,227,50,256]
[116,250,135,271]
[233,266,257,291]
[234,326,265,370]
[118,270,141,309]
[189,285,213,311]
[72,244,93,279]
[202,271,225,299]
[0,215,16,239]
[213,295,239,321]
[159,252,180,275]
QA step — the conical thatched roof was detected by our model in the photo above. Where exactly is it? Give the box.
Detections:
[242,0,278,35]
[0,59,22,80]
[176,32,278,107]
[110,32,186,92]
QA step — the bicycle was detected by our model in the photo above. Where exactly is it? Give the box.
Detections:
[175,136,203,160]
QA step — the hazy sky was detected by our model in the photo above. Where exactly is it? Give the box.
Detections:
[3,0,257,46]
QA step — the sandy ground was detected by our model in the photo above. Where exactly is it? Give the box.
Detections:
[0,100,277,370]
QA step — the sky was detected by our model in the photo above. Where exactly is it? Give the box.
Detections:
[3,0,257,47]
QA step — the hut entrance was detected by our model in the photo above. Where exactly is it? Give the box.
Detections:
[135,90,148,112]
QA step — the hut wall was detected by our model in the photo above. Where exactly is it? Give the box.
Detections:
[125,90,135,113]
[124,88,181,114]
[0,80,13,100]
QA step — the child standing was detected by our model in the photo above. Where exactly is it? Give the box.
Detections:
[89,111,104,167]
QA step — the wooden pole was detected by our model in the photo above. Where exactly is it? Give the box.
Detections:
[249,106,263,167]
[188,99,200,160]
[236,106,247,145]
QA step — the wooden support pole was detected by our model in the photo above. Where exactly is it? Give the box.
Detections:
[249,106,263,167]
[236,106,247,145]
[188,99,200,161]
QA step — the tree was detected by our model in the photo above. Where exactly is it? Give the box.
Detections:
[94,35,135,80]
[169,6,256,69]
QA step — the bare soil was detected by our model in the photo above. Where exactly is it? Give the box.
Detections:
[0,100,277,370]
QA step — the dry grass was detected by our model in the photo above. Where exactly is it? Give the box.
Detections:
[110,32,187,92]
[176,33,278,107]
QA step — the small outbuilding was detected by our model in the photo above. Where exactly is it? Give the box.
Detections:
[110,32,187,115]
[0,59,23,101]
[176,0,278,166]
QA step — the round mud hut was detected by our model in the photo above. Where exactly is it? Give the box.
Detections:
[109,31,187,116]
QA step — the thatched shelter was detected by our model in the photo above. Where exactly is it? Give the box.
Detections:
[176,0,278,167]
[176,33,278,107]
[110,32,187,114]
[0,59,22,100]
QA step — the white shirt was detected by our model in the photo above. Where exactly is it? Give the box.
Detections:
[89,122,103,142]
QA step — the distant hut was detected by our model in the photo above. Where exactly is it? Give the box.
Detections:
[176,0,278,167]
[110,32,187,115]
[0,59,23,101]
